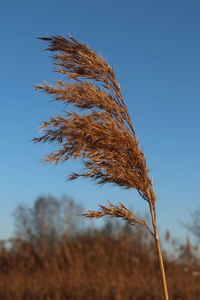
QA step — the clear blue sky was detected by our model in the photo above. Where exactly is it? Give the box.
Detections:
[0,0,199,242]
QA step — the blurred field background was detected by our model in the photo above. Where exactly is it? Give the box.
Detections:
[0,195,199,300]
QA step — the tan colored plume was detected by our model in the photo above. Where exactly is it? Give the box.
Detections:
[34,35,169,300]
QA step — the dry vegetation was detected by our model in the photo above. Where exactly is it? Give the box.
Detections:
[0,224,199,300]
[34,35,169,298]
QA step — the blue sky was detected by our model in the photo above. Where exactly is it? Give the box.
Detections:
[0,0,200,242]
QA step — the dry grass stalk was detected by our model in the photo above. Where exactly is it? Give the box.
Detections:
[82,202,153,235]
[34,35,169,299]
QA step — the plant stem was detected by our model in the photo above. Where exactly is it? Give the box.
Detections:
[149,202,169,300]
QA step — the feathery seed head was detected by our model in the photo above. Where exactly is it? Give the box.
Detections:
[34,35,156,205]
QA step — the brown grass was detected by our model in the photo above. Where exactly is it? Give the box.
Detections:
[0,228,199,300]
[34,35,169,298]
[34,35,155,203]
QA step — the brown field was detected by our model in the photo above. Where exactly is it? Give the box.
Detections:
[0,225,199,300]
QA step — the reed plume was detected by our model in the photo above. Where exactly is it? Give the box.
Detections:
[34,35,169,299]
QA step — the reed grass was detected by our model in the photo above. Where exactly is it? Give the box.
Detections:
[34,35,169,299]
[1,229,199,299]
